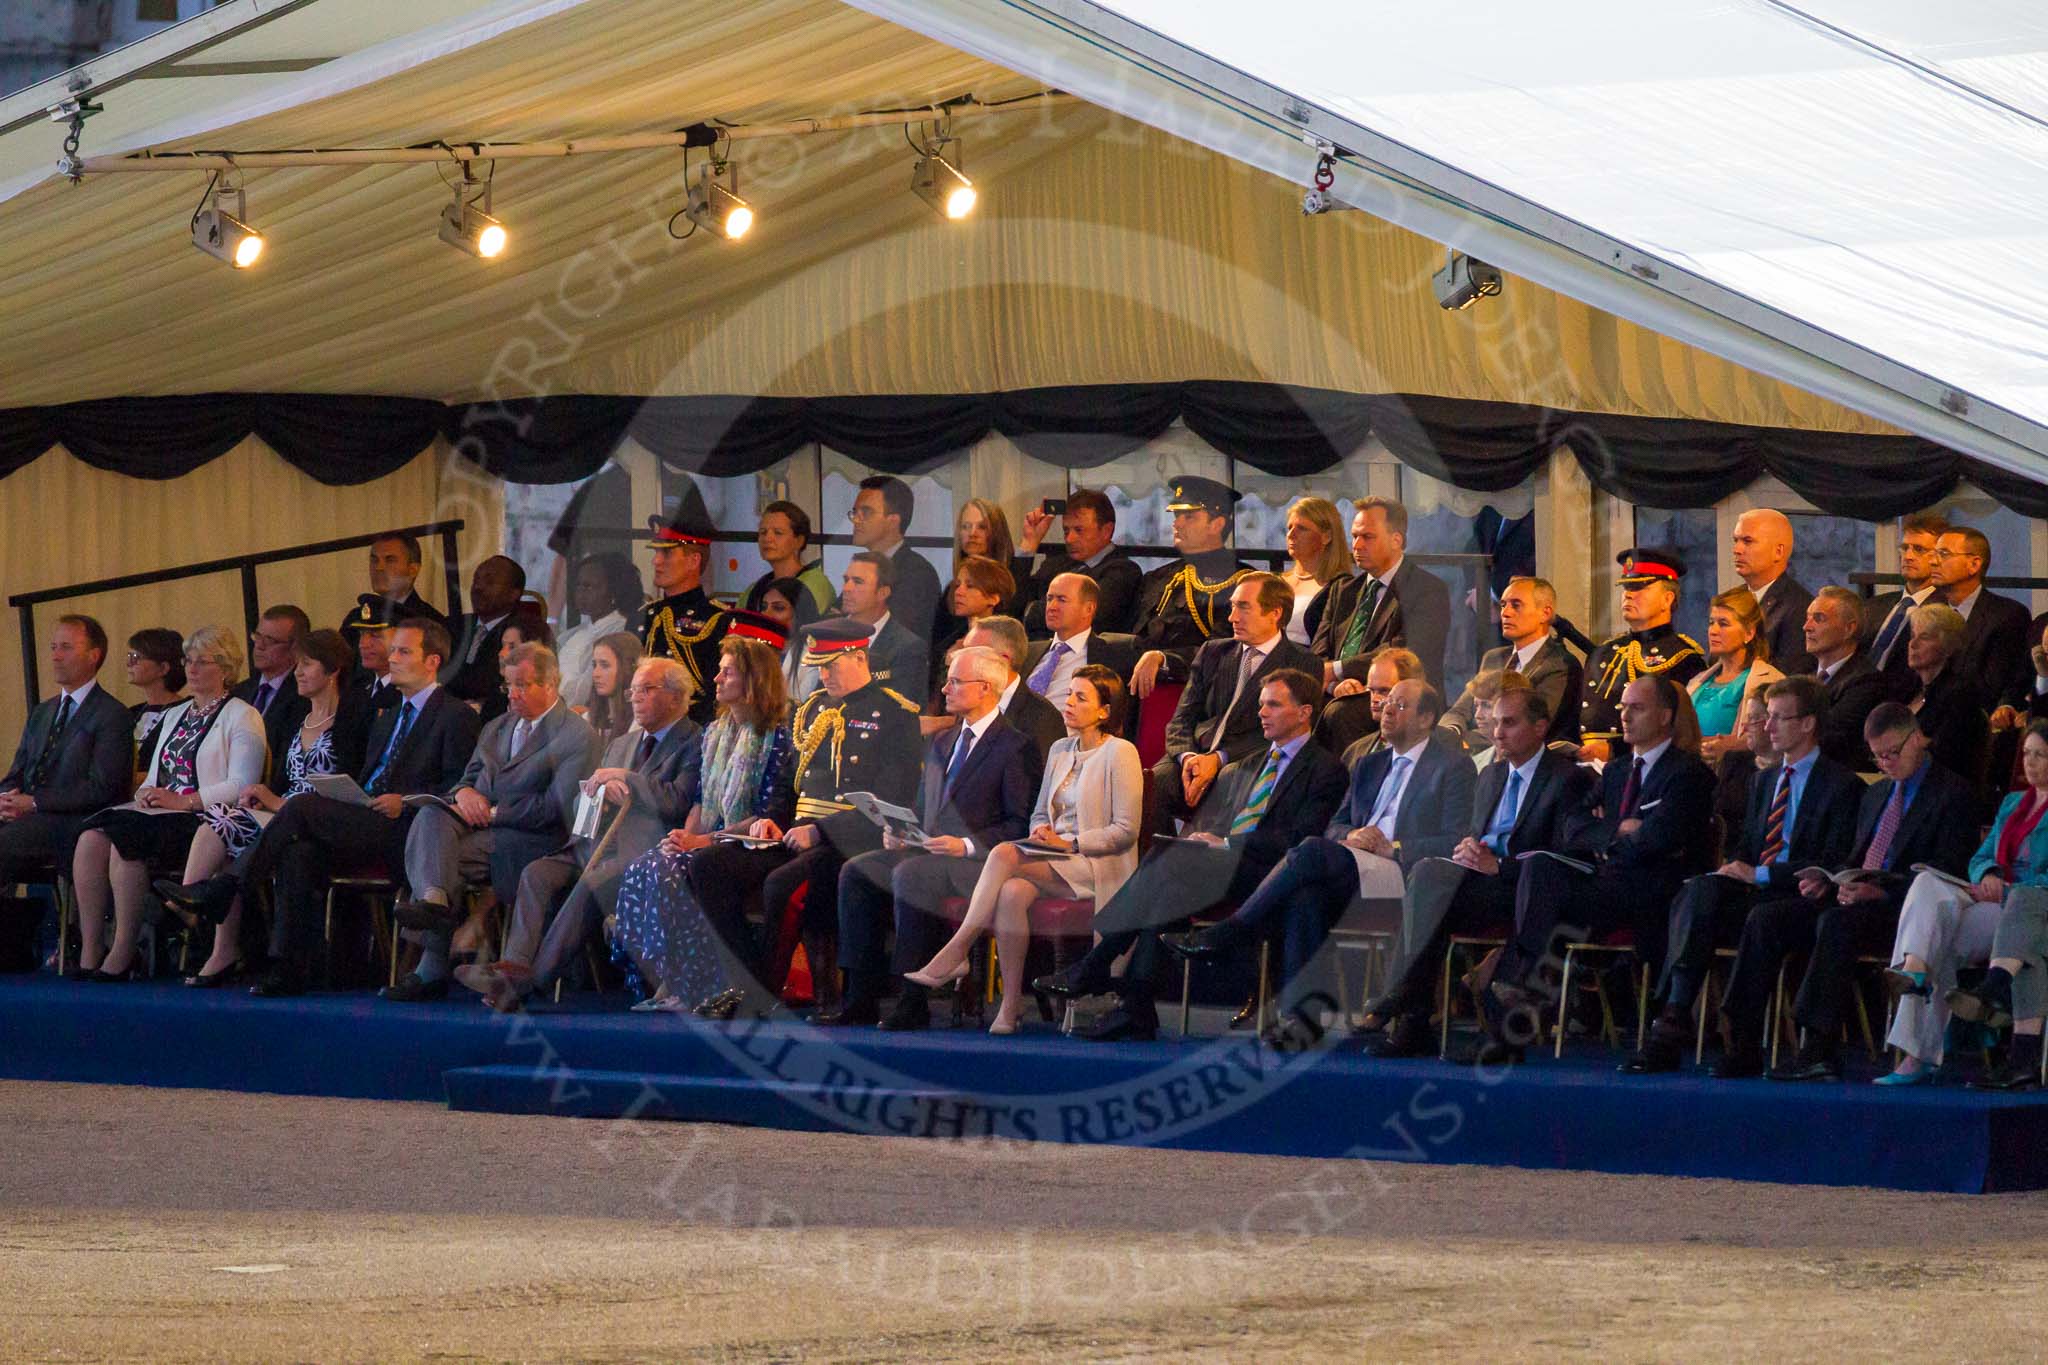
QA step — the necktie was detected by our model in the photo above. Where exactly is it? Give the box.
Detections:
[1367,755,1412,835]
[1339,578,1382,657]
[365,702,416,795]
[252,681,275,715]
[1209,644,1258,751]
[944,727,974,794]
[510,718,533,760]
[1026,639,1070,697]
[28,694,74,789]
[1758,765,1793,865]
[634,731,659,770]
[1871,597,1913,668]
[1618,757,1646,820]
[1484,768,1525,855]
[1229,746,1284,834]
[1861,782,1907,871]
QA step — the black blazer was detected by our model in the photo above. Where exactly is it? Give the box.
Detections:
[235,671,309,774]
[1163,635,1322,768]
[1191,738,1349,897]
[886,543,945,644]
[1328,729,1476,870]
[1566,744,1719,881]
[1020,547,1144,637]
[1732,751,1863,883]
[440,613,516,704]
[920,716,1036,851]
[0,685,133,815]
[1470,748,1596,858]
[1907,665,1989,786]
[1316,559,1452,690]
[356,687,483,797]
[999,682,1066,767]
[1837,759,1979,898]
[1758,576,1815,675]
[1020,631,1140,697]
[1444,637,1584,744]
[1818,651,1887,771]
[1955,588,2035,707]
[866,615,932,705]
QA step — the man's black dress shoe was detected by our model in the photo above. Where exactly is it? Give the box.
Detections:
[1364,1014,1434,1060]
[1970,1057,2042,1091]
[394,899,465,934]
[380,972,450,1003]
[1946,983,2013,1031]
[1032,964,1111,1000]
[1618,1036,1685,1075]
[694,988,746,1021]
[249,966,307,998]
[1708,1048,1765,1080]
[813,1000,881,1027]
[1228,992,1259,1031]
[878,995,931,1032]
[1768,1043,1841,1082]
[1161,927,1234,962]
[1075,1002,1158,1043]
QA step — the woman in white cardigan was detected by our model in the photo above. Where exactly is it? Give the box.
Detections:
[907,664,1143,1034]
[71,624,268,980]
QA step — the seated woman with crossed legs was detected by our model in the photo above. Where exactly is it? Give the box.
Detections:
[907,664,1142,1034]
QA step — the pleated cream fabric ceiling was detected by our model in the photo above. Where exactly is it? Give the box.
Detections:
[0,0,1895,435]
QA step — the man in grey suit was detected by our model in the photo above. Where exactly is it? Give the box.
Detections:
[459,656,701,1011]
[387,642,602,1001]
[0,614,133,886]
[1441,576,1583,745]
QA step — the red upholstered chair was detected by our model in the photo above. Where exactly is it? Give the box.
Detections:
[768,879,809,1000]
[1134,682,1184,769]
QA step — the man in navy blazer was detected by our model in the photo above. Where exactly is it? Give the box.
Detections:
[1163,678,1475,1017]
[1720,701,1979,1081]
[1621,675,1864,1073]
[1035,668,1349,1042]
[1473,674,1719,1064]
[0,615,133,885]
[834,646,1036,1030]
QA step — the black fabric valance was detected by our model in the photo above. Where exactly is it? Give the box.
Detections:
[3,384,2045,521]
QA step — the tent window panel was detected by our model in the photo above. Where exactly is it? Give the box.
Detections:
[1785,514,1876,614]
[137,1,179,19]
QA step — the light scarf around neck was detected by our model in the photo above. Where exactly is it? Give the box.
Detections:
[700,712,778,830]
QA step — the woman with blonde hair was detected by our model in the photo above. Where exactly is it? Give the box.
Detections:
[1689,586,1782,763]
[71,624,267,980]
[1286,497,1352,647]
[907,664,1143,1034]
[952,497,1022,623]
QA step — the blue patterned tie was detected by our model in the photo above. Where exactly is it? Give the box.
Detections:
[365,702,416,795]
[1484,768,1524,856]
[1026,639,1069,696]
[1230,747,1284,835]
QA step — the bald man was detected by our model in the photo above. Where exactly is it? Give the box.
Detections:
[1730,509,1813,674]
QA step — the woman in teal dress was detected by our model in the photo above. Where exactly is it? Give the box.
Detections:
[1688,586,1782,766]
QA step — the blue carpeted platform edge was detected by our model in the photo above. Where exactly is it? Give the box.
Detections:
[5,975,2046,1193]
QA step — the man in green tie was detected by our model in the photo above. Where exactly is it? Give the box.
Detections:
[1033,669,1349,1041]
[1313,498,1450,692]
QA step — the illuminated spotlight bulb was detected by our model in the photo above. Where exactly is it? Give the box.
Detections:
[191,199,264,268]
[687,172,753,240]
[912,152,976,220]
[440,195,509,259]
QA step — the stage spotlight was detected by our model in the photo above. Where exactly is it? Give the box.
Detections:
[190,181,263,268]
[438,172,508,259]
[1432,250,1502,311]
[911,151,976,220]
[686,162,753,240]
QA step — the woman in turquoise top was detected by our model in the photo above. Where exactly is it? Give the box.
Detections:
[1688,586,1782,764]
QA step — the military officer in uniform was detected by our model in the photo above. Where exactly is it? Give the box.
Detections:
[1578,547,1706,762]
[340,592,404,715]
[683,619,925,1014]
[1129,476,1254,700]
[639,486,731,726]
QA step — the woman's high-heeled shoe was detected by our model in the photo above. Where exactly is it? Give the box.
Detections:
[989,1014,1020,1036]
[185,960,244,989]
[906,960,970,990]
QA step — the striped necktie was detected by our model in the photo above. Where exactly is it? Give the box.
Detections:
[1861,782,1907,871]
[1339,578,1382,657]
[1229,746,1284,834]
[1758,765,1793,865]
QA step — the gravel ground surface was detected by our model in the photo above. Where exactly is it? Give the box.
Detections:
[3,1079,2045,1361]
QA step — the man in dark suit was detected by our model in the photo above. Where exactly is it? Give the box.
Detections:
[1015,489,1143,637]
[1315,497,1451,692]
[0,614,133,887]
[1927,526,2033,707]
[959,616,1064,764]
[1163,678,1475,1020]
[1021,572,1139,708]
[344,532,447,634]
[833,646,1037,1029]
[1731,508,1814,674]
[1860,511,1947,671]
[1034,669,1349,1041]
[1154,572,1320,827]
[389,642,603,1000]
[1473,674,1719,1065]
[1357,686,1595,1057]
[1718,702,1979,1081]
[1621,675,1864,1073]
[1803,586,1887,771]
[239,620,482,997]
[848,474,943,642]
[788,552,930,705]
[440,555,527,705]
[459,655,703,1011]
[1441,576,1582,745]
[235,604,312,761]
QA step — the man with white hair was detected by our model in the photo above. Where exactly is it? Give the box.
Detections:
[1731,508,1813,674]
